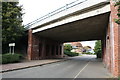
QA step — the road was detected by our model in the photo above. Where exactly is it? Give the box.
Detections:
[2,55,110,79]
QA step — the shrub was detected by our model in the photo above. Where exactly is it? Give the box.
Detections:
[64,50,79,57]
[64,44,72,51]
[94,40,102,58]
[1,53,23,64]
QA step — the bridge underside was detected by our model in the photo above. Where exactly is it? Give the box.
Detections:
[27,1,120,77]
[27,13,110,62]
[35,13,110,42]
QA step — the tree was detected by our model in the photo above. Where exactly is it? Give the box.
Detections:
[114,0,120,24]
[64,44,72,51]
[2,2,24,53]
[94,40,102,58]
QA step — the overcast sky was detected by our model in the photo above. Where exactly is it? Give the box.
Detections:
[81,41,96,49]
[19,0,96,49]
[19,0,79,25]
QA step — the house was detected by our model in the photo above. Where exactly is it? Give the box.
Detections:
[71,42,83,54]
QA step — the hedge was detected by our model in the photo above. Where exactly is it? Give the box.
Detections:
[0,53,23,64]
[64,50,79,57]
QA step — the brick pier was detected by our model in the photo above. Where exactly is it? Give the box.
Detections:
[103,0,120,77]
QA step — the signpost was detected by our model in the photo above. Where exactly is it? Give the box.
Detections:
[9,43,15,54]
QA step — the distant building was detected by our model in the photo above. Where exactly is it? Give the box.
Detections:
[71,42,83,54]
[83,46,94,53]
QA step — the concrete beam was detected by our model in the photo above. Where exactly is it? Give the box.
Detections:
[32,4,110,33]
[25,0,109,30]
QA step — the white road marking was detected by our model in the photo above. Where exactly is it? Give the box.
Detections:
[73,61,90,80]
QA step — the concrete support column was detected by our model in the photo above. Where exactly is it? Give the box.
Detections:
[110,0,120,77]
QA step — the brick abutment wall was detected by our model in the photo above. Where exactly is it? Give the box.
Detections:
[103,0,120,77]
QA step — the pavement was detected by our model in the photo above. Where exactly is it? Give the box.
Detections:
[0,58,68,73]
[2,55,113,79]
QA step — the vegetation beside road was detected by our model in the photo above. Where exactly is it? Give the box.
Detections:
[64,40,102,58]
[64,44,79,57]
[0,53,23,64]
[2,2,26,63]
[94,40,102,58]
[114,0,120,24]
[64,50,79,57]
[2,2,25,53]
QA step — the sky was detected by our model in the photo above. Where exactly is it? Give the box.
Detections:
[19,0,78,25]
[80,41,96,49]
[19,0,96,49]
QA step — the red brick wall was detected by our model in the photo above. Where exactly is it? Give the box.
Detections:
[27,29,33,60]
[103,0,120,77]
[32,34,40,60]
[102,23,112,72]
[118,26,120,76]
[27,29,63,60]
[111,0,120,77]
[104,0,120,77]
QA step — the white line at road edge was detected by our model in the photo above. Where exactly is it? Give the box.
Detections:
[73,61,90,80]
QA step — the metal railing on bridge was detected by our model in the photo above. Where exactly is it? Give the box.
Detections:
[24,0,87,29]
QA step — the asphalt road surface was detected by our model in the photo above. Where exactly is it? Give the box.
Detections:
[2,55,111,79]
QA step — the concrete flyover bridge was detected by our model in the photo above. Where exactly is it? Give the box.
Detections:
[25,0,120,77]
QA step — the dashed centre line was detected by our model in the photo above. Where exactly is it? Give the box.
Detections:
[73,61,90,80]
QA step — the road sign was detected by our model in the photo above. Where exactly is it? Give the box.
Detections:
[9,43,15,47]
[9,43,15,54]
